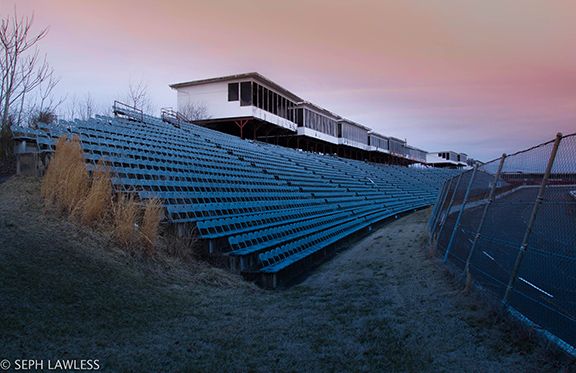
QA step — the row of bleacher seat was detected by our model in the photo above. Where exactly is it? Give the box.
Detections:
[13,113,460,277]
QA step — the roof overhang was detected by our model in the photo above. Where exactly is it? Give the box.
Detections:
[170,72,303,102]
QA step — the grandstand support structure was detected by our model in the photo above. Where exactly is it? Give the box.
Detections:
[234,119,249,139]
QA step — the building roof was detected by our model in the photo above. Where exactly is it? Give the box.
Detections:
[171,72,344,120]
[338,118,371,130]
[405,145,427,152]
[170,72,303,102]
[296,101,341,120]
[389,136,406,144]
[367,131,388,139]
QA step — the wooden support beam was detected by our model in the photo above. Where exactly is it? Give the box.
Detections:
[253,122,263,139]
[234,119,249,139]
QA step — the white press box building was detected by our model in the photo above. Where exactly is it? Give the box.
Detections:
[170,72,466,167]
[426,151,468,167]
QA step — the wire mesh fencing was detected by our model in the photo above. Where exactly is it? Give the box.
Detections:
[429,132,576,355]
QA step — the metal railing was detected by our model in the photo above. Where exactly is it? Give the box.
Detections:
[160,107,188,128]
[113,100,144,122]
[429,132,576,355]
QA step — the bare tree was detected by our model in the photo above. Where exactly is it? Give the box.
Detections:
[63,93,93,121]
[35,73,62,114]
[64,94,79,121]
[180,101,210,121]
[13,59,52,125]
[78,93,94,120]
[98,102,112,117]
[27,73,64,127]
[126,79,153,114]
[0,10,54,160]
[63,93,114,121]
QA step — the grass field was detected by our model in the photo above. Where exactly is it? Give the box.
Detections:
[0,177,571,371]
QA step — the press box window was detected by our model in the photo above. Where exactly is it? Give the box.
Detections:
[240,81,252,106]
[228,83,239,101]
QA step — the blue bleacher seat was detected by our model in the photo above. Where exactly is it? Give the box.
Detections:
[15,113,460,279]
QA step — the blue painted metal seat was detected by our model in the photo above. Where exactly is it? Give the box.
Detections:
[18,113,461,277]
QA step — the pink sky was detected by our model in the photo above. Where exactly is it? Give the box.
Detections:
[3,0,576,160]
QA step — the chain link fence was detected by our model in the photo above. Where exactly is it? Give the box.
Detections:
[429,132,576,355]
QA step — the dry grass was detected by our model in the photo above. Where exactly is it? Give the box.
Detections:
[141,198,162,255]
[41,135,89,216]
[61,135,90,216]
[166,230,202,262]
[81,160,112,225]
[113,193,140,248]
[41,135,71,205]
[4,179,571,372]
[40,135,170,254]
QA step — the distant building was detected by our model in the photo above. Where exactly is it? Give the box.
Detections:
[426,151,468,168]
[466,158,483,167]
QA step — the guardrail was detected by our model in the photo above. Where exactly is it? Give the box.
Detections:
[113,100,144,122]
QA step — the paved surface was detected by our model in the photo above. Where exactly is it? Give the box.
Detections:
[439,185,576,348]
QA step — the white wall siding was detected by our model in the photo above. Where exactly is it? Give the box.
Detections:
[297,127,339,144]
[338,138,369,150]
[176,82,251,118]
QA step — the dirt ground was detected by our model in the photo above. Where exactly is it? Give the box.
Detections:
[0,176,571,372]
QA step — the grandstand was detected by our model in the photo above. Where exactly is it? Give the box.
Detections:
[12,106,459,287]
[170,72,468,167]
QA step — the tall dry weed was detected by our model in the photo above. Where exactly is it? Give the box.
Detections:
[42,136,166,253]
[113,193,139,247]
[141,198,162,255]
[63,136,90,216]
[41,135,89,215]
[41,135,68,204]
[81,160,112,225]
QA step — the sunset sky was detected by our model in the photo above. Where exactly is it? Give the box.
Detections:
[3,0,576,160]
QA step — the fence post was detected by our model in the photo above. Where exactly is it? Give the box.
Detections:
[443,166,478,263]
[429,177,452,233]
[464,153,507,275]
[502,133,563,305]
[464,154,507,278]
[435,172,463,245]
